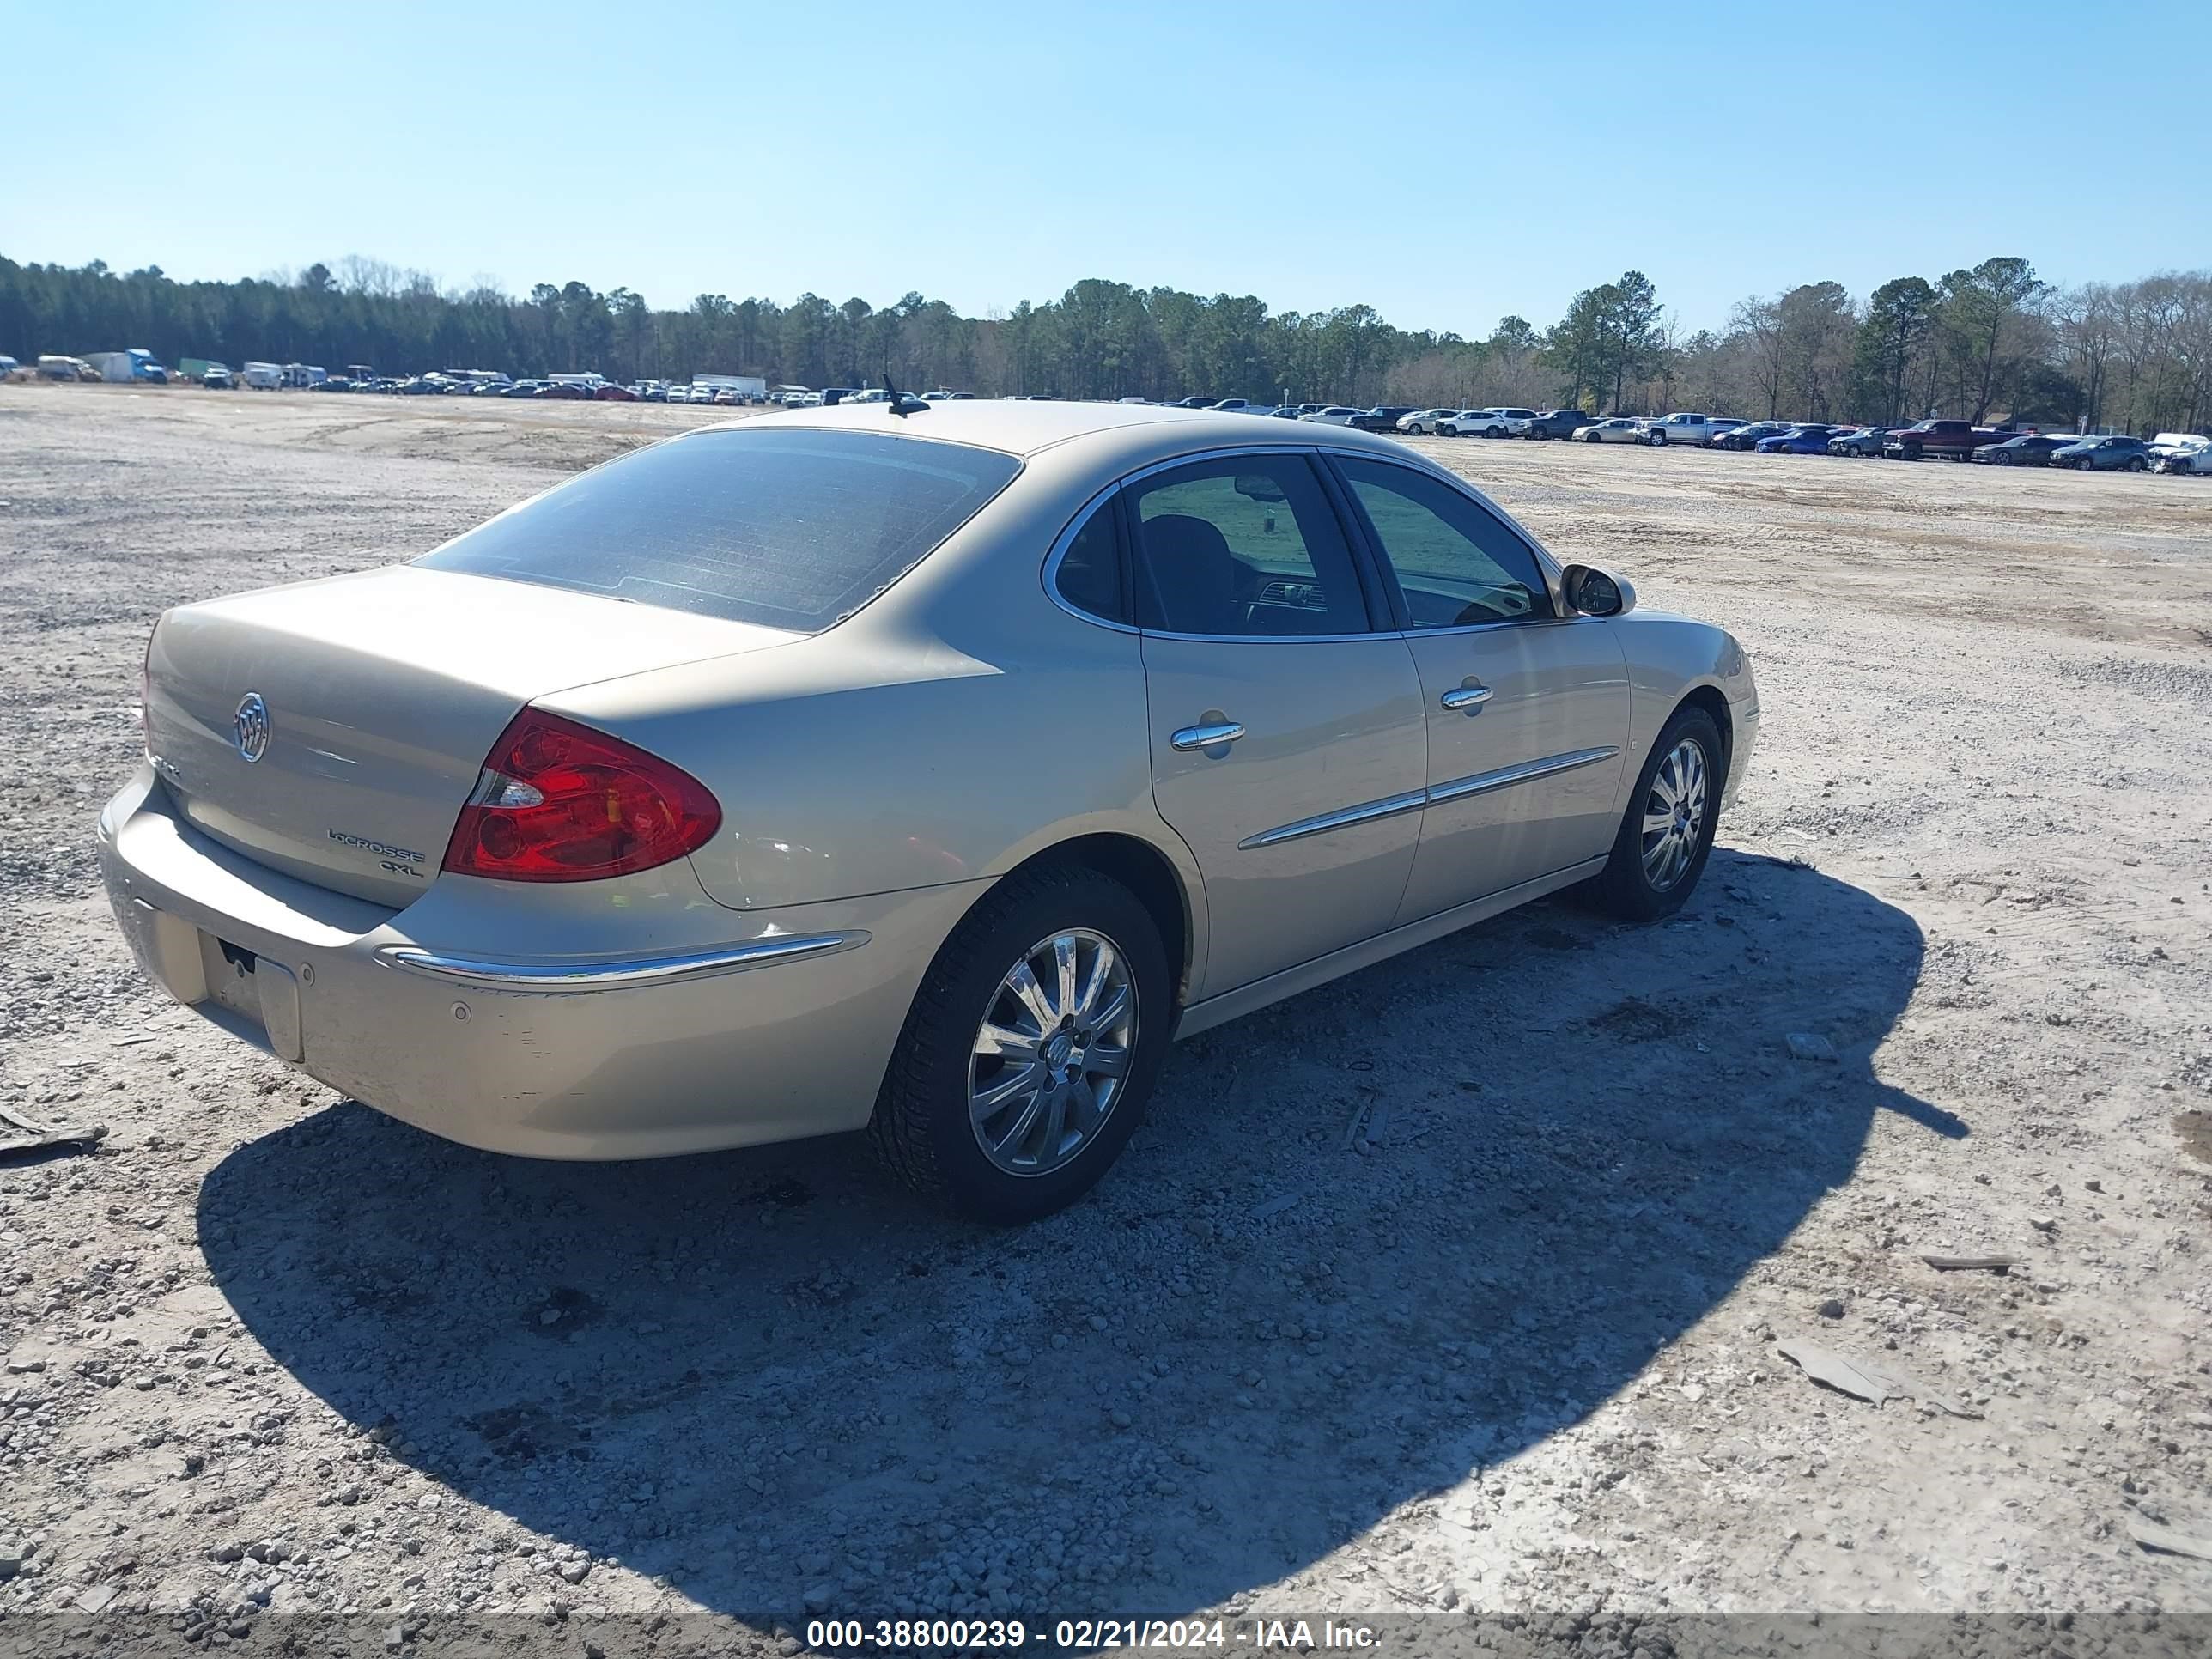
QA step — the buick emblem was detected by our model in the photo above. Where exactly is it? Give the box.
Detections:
[233,692,271,763]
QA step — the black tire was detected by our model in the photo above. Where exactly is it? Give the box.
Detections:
[1586,706,1724,922]
[2127,457,2147,472]
[869,862,1172,1222]
[1649,430,1668,447]
[1584,430,1601,442]
[1994,450,2013,465]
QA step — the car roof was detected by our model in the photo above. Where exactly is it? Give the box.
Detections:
[707,399,1418,464]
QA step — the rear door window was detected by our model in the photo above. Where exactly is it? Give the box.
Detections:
[1126,455,1374,636]
[416,428,1020,632]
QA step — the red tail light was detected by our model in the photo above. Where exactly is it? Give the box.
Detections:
[442,708,721,883]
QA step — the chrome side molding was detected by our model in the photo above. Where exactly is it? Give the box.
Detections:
[1426,746,1620,805]
[1237,789,1428,850]
[1240,746,1621,849]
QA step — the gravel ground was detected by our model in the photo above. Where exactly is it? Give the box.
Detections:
[2,385,2209,1650]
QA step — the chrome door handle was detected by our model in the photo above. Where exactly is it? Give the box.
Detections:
[1171,720,1245,751]
[1441,685,1493,713]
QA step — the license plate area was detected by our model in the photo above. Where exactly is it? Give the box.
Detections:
[203,933,262,1023]
[193,930,305,1062]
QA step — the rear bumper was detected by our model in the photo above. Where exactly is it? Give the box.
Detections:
[97,764,978,1160]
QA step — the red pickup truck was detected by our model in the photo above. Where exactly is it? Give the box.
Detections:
[1883,418,2014,461]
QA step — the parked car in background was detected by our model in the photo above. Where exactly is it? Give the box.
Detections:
[2050,434,2151,472]
[1573,417,1645,444]
[1522,409,1592,441]
[1298,406,1364,425]
[102,401,1755,1220]
[2149,433,2211,475]
[502,380,548,398]
[201,365,234,390]
[1883,419,2008,461]
[1826,426,1894,457]
[1208,398,1258,415]
[1972,434,2075,466]
[1753,423,1846,455]
[1397,408,1462,434]
[38,356,99,380]
[595,383,639,402]
[1349,405,1420,433]
[1642,413,1742,447]
[534,382,592,400]
[1711,421,1791,452]
[1449,408,1537,438]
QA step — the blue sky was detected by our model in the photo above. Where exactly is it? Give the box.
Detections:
[6,3,2206,336]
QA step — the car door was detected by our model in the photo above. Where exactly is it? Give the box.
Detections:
[1325,454,1631,925]
[1121,452,1426,1001]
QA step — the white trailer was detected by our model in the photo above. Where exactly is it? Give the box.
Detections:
[694,374,768,403]
[242,362,284,391]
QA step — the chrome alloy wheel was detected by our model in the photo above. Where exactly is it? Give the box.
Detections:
[1640,738,1710,891]
[969,929,1136,1176]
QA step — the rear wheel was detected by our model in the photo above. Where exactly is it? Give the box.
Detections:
[2127,457,2147,472]
[1587,707,1723,921]
[870,864,1171,1221]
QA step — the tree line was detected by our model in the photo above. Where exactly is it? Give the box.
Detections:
[3,249,2207,434]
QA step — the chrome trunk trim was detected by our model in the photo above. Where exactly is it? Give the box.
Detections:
[375,931,869,993]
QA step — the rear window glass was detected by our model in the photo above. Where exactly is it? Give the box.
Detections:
[415,428,1020,633]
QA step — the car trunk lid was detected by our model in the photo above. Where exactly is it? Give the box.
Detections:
[143,566,795,905]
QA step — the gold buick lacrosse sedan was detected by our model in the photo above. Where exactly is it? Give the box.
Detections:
[100,399,1757,1218]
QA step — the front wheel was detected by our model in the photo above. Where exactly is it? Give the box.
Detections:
[1587,707,1723,921]
[1584,430,1601,443]
[869,864,1171,1221]
[1649,430,1668,447]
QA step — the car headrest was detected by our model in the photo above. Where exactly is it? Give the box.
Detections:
[1141,514,1238,634]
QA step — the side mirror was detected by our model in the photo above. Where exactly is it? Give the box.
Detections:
[1561,564,1634,617]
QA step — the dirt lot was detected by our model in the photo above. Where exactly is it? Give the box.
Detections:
[2,385,2210,1648]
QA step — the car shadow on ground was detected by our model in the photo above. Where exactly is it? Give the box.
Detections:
[198,849,1947,1622]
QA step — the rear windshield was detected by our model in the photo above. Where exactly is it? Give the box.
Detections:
[416,428,1020,632]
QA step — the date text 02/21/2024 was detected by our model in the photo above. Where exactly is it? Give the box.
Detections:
[804,1618,1382,1650]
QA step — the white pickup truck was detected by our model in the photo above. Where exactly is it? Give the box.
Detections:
[1641,412,1742,447]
